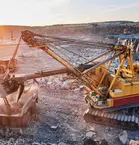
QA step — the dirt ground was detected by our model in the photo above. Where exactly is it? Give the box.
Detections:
[0,32,138,145]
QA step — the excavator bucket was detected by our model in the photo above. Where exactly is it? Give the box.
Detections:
[0,82,38,127]
[0,67,70,127]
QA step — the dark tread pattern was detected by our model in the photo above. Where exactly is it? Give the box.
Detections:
[83,108,139,130]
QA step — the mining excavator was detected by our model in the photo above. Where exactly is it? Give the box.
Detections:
[1,30,139,130]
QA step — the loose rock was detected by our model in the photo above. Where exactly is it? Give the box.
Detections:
[99,139,108,145]
[58,142,68,145]
[40,142,47,145]
[129,140,139,145]
[15,138,25,144]
[50,125,58,131]
[47,143,57,145]
[8,137,15,144]
[118,130,129,145]
[32,142,41,145]
[86,131,96,138]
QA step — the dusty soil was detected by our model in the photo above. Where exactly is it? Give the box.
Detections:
[0,32,138,145]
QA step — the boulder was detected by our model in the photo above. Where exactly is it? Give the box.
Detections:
[50,125,58,131]
[118,130,129,145]
[86,131,96,138]
[129,140,139,145]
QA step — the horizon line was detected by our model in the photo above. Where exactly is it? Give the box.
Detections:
[0,20,138,27]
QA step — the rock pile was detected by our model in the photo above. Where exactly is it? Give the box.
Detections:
[36,75,81,91]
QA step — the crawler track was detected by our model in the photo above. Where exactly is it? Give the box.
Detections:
[84,107,139,130]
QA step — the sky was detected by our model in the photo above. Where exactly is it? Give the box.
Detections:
[0,0,139,26]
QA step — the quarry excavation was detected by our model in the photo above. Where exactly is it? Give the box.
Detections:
[0,0,139,144]
[0,25,139,145]
[0,29,139,131]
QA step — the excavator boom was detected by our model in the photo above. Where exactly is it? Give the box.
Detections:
[12,68,70,82]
